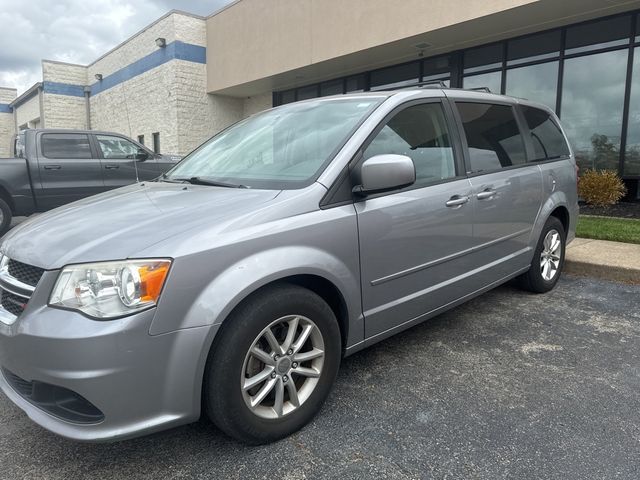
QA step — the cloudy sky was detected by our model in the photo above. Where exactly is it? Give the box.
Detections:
[0,0,232,95]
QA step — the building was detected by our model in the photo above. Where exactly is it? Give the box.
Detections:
[2,0,640,197]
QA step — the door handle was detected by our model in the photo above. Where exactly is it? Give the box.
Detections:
[477,189,496,200]
[44,164,61,170]
[445,195,469,208]
[104,164,120,170]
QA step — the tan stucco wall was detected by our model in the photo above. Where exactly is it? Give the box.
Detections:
[206,0,538,93]
[206,0,640,96]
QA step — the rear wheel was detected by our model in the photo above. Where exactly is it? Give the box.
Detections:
[204,284,341,444]
[519,216,565,293]
[0,199,12,237]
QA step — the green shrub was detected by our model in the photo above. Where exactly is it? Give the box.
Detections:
[578,169,626,207]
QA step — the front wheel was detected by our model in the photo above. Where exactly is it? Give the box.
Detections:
[518,216,565,293]
[0,198,12,237]
[204,284,341,444]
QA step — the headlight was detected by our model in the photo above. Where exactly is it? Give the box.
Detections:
[49,259,171,319]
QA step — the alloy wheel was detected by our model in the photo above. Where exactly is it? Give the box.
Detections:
[241,315,325,419]
[540,229,562,281]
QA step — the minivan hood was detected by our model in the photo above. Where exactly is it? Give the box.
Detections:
[1,182,281,269]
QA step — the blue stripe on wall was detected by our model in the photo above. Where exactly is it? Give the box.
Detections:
[43,81,85,97]
[0,104,12,113]
[90,41,206,96]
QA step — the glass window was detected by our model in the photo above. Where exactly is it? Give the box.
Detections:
[346,74,366,93]
[370,62,420,90]
[280,89,296,105]
[297,85,319,101]
[507,30,561,66]
[152,132,160,154]
[624,52,640,175]
[464,43,503,74]
[363,103,456,185]
[422,55,450,82]
[561,49,627,171]
[521,106,570,161]
[167,97,385,190]
[506,61,558,110]
[565,15,631,55]
[137,135,144,145]
[41,134,92,159]
[457,103,527,171]
[463,71,502,94]
[320,79,344,97]
[96,135,140,159]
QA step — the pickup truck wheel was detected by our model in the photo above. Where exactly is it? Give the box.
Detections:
[518,216,565,293]
[204,284,341,445]
[0,199,12,236]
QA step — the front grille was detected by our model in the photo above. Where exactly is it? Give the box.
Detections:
[7,259,44,288]
[0,257,44,323]
[0,290,26,316]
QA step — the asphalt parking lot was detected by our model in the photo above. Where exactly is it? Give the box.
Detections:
[1,275,639,479]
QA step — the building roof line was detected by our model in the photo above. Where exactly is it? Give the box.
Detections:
[87,9,205,67]
[10,82,42,107]
[41,59,86,68]
[206,0,243,18]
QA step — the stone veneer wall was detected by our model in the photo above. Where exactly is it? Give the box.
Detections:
[0,88,17,157]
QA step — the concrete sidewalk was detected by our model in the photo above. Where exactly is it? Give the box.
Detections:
[565,237,640,284]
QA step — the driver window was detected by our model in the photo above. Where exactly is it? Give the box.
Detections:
[96,135,141,159]
[363,103,456,186]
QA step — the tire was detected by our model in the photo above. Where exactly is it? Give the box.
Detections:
[519,216,565,293]
[0,198,12,237]
[204,284,341,444]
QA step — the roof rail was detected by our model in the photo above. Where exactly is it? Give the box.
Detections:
[387,80,448,91]
[468,87,492,93]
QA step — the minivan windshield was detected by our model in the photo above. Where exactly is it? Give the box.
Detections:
[165,96,385,189]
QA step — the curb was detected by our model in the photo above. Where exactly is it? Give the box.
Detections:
[565,238,640,285]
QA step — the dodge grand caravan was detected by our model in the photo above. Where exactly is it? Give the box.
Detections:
[0,88,578,444]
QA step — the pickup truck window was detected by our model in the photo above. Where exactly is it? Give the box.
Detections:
[41,134,92,159]
[166,96,385,190]
[97,135,140,159]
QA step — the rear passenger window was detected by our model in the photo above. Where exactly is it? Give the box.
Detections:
[363,103,456,186]
[456,103,527,172]
[521,106,570,161]
[41,134,92,159]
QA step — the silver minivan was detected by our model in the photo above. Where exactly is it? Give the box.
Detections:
[0,88,578,444]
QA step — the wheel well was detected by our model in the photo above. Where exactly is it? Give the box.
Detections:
[0,186,14,213]
[280,275,349,353]
[550,206,570,233]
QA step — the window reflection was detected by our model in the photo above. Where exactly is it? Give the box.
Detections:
[506,62,558,110]
[624,52,640,175]
[565,15,631,55]
[561,49,628,170]
[463,71,502,94]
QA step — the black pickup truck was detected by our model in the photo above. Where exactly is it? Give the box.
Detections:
[0,129,180,234]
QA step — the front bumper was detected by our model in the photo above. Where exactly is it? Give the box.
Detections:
[0,272,217,442]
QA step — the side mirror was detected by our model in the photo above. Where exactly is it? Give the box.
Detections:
[136,149,149,161]
[353,154,415,195]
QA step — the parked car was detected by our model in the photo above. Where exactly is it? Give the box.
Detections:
[0,88,578,444]
[0,129,180,234]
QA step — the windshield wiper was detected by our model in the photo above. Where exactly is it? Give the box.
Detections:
[162,175,249,188]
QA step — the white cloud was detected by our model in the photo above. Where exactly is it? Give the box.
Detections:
[0,0,231,94]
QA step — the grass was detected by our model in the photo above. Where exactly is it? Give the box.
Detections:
[576,215,640,245]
